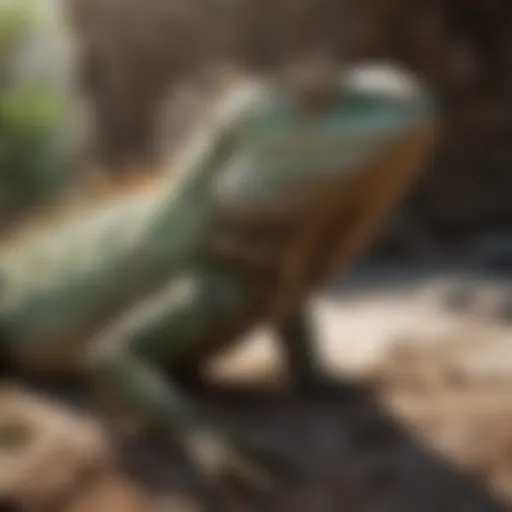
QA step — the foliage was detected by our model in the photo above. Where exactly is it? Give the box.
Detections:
[0,0,82,220]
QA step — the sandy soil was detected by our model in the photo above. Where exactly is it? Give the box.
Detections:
[1,266,511,511]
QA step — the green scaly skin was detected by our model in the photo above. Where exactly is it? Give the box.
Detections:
[0,63,438,492]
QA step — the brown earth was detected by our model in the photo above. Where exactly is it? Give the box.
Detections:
[1,271,512,511]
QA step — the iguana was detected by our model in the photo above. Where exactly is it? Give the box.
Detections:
[0,58,438,490]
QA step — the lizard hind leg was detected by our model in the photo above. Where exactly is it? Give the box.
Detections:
[84,268,288,494]
[275,303,360,400]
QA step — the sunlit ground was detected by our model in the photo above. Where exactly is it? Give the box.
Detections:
[1,256,511,510]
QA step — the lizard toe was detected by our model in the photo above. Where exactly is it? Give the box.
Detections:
[184,428,298,496]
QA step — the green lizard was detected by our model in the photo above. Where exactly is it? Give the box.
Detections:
[0,58,438,487]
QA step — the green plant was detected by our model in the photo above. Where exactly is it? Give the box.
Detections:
[0,0,83,220]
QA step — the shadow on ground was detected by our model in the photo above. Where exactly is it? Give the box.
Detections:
[7,374,509,512]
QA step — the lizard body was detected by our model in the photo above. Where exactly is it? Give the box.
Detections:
[0,60,439,489]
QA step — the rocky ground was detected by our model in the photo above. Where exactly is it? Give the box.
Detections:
[0,265,511,511]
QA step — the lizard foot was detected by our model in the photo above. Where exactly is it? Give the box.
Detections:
[184,427,297,496]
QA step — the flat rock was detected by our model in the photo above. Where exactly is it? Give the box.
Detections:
[0,385,151,511]
[207,268,512,386]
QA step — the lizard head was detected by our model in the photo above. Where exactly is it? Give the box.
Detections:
[212,60,439,222]
[279,57,439,146]
[270,58,440,186]
[336,61,438,141]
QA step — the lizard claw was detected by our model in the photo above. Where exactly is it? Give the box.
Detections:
[184,428,295,495]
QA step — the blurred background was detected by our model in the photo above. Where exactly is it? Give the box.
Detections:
[5,0,512,259]
[0,0,511,510]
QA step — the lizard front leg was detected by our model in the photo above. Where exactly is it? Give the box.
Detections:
[275,303,357,398]
[84,268,291,495]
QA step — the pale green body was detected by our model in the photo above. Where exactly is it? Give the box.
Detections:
[0,71,435,371]
[0,64,438,492]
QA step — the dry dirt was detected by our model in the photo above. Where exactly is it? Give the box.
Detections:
[1,267,511,511]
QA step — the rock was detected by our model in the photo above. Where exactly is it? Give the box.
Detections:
[67,474,151,512]
[0,385,151,512]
